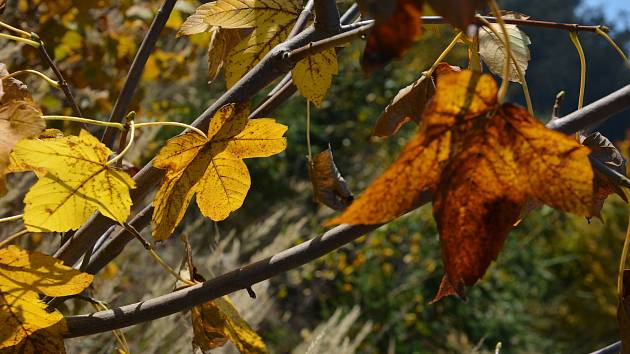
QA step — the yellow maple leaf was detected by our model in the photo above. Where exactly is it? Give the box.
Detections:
[0,245,93,354]
[292,49,339,107]
[152,104,287,240]
[0,63,45,196]
[10,130,136,232]
[192,296,268,354]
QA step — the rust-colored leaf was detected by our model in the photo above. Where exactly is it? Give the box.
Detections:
[427,0,488,31]
[362,0,424,72]
[308,147,353,211]
[332,70,596,300]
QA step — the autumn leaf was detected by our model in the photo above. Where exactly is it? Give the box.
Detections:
[331,69,595,299]
[152,104,287,240]
[427,0,488,30]
[292,48,339,107]
[0,245,93,354]
[478,15,532,83]
[308,147,353,211]
[0,63,45,196]
[362,0,424,71]
[192,296,268,354]
[10,130,136,232]
[208,28,249,84]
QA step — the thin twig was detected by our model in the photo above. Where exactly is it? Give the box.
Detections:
[101,0,177,148]
[33,34,83,118]
[0,229,29,249]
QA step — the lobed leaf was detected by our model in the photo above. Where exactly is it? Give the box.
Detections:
[292,49,339,107]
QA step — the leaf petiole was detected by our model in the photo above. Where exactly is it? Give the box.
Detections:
[619,188,630,296]
[0,229,29,249]
[425,32,463,78]
[595,26,630,71]
[569,31,586,110]
[134,121,207,140]
[488,0,513,103]
[107,121,135,166]
[41,115,126,129]
[0,33,40,47]
[0,214,23,224]
[0,20,31,38]
[1,69,60,88]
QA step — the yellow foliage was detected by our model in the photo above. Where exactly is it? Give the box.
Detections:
[0,246,93,354]
[10,130,136,232]
[152,104,287,240]
[191,296,268,354]
[292,49,339,107]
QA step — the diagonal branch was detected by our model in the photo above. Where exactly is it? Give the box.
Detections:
[313,0,341,35]
[65,85,630,337]
[100,0,177,149]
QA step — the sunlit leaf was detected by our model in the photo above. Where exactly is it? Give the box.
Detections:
[182,0,300,30]
[10,130,136,232]
[208,28,249,84]
[0,246,93,354]
[292,49,338,107]
[479,16,531,83]
[152,104,287,240]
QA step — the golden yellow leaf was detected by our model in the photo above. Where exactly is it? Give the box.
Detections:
[183,0,300,30]
[10,130,136,232]
[292,49,338,107]
[192,296,267,354]
[224,22,294,88]
[208,28,249,84]
[152,104,287,240]
[0,246,93,354]
[0,63,45,196]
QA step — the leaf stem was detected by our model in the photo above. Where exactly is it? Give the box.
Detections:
[0,69,60,88]
[0,229,29,249]
[476,16,534,114]
[121,223,196,286]
[595,26,630,71]
[0,20,31,38]
[41,115,125,129]
[569,31,586,109]
[306,100,312,159]
[0,32,40,47]
[107,121,135,166]
[489,0,512,103]
[619,188,630,296]
[135,121,208,140]
[425,32,464,78]
[0,214,23,223]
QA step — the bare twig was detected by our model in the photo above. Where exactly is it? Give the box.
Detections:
[100,0,177,149]
[589,341,621,354]
[65,85,630,336]
[33,34,82,118]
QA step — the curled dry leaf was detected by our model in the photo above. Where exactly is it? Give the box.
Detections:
[308,147,353,211]
[330,69,596,300]
[192,296,268,354]
[152,104,287,240]
[581,132,628,216]
[0,246,93,354]
[10,130,136,232]
[292,48,339,107]
[0,63,45,195]
[362,0,424,72]
[478,16,531,83]
[373,63,461,137]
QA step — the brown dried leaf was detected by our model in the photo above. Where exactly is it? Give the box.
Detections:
[308,147,353,211]
[362,0,424,72]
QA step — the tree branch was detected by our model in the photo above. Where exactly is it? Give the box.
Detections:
[313,0,341,35]
[100,0,177,149]
[589,341,621,354]
[64,85,630,337]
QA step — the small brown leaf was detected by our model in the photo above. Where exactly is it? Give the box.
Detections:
[362,0,424,72]
[619,269,630,354]
[427,0,488,31]
[308,147,353,211]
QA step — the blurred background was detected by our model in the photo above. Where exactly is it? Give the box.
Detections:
[1,0,630,353]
